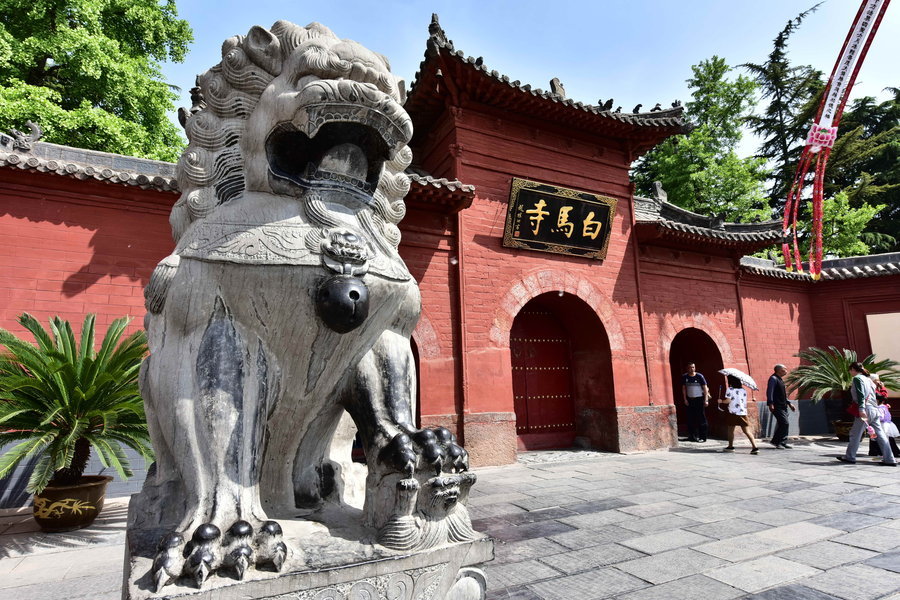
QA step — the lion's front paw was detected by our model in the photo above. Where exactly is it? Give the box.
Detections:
[151,519,295,591]
[379,426,468,478]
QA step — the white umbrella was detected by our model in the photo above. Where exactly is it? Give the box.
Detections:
[718,368,759,391]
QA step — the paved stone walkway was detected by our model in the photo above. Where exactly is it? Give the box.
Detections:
[1,438,899,599]
[474,439,900,599]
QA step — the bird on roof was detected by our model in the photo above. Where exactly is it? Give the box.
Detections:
[651,103,662,112]
[632,104,642,114]
[600,98,614,111]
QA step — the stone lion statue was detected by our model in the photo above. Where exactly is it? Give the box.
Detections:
[126,20,477,594]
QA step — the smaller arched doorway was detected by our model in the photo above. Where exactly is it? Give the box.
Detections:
[669,328,726,439]
[510,292,615,451]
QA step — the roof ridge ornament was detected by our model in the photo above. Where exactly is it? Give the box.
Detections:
[712,214,726,230]
[428,13,448,45]
[652,181,667,202]
[549,77,566,100]
[4,121,42,152]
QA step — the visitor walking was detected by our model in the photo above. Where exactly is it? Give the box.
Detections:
[767,364,795,449]
[837,362,897,466]
[682,362,709,442]
[719,374,759,454]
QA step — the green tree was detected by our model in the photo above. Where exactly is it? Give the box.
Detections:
[798,192,885,258]
[745,6,899,255]
[742,4,824,203]
[633,56,770,222]
[826,91,900,251]
[0,0,192,162]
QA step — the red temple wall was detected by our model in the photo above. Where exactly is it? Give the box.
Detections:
[740,278,817,380]
[637,247,749,406]
[397,206,462,432]
[0,169,174,339]
[3,158,900,467]
[424,105,657,462]
[810,278,900,357]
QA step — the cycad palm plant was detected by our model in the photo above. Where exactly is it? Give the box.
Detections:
[785,346,900,401]
[0,313,153,494]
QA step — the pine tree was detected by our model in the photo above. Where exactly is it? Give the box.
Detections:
[742,4,823,204]
[744,6,898,255]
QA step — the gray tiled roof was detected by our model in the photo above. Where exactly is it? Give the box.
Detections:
[404,166,475,212]
[408,15,688,131]
[0,138,178,192]
[406,167,475,194]
[0,138,473,199]
[634,195,782,245]
[740,253,900,281]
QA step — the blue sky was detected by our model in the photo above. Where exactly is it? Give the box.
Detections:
[163,1,899,155]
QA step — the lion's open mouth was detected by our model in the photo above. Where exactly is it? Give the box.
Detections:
[266,120,389,197]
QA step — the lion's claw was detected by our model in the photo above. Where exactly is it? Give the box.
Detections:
[183,523,220,587]
[223,521,254,580]
[255,521,287,572]
[151,532,184,592]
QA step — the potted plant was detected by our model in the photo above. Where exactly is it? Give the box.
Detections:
[785,346,900,440]
[0,313,152,532]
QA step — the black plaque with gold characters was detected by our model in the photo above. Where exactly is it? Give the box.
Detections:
[502,178,618,259]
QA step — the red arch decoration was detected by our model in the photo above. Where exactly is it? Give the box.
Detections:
[490,268,625,350]
[658,315,740,367]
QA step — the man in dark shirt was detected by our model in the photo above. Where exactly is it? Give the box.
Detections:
[767,364,796,449]
[682,363,709,442]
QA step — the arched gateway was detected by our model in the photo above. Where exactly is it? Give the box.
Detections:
[669,327,726,439]
[510,292,615,450]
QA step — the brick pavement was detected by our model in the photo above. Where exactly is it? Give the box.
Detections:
[1,439,899,599]
[474,440,900,599]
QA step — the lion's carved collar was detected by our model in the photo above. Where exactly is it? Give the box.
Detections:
[177,217,411,282]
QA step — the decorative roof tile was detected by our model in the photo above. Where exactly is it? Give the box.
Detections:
[0,137,178,192]
[634,195,782,249]
[404,166,475,212]
[0,136,475,211]
[740,253,900,281]
[406,167,475,194]
[739,257,812,281]
[406,14,689,148]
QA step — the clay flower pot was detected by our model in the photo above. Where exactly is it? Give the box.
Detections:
[831,420,855,442]
[32,475,113,532]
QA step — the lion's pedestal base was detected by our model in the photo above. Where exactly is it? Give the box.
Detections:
[123,532,493,600]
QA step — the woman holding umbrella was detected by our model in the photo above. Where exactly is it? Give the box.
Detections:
[718,369,759,454]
